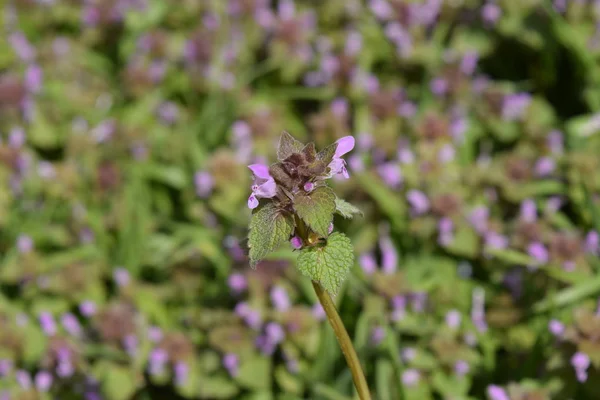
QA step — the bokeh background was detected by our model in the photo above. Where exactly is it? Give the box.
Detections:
[1,0,600,399]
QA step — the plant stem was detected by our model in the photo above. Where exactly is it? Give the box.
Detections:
[312,280,372,400]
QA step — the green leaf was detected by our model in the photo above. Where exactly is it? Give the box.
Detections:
[297,232,354,295]
[100,365,138,400]
[235,356,272,390]
[198,375,240,399]
[294,186,336,237]
[335,198,363,219]
[317,143,338,166]
[249,204,295,268]
[278,131,304,160]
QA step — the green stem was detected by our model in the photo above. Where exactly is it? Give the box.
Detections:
[312,280,372,400]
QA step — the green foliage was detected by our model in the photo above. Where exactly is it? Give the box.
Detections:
[294,186,337,238]
[248,203,295,268]
[297,233,354,295]
[335,198,363,219]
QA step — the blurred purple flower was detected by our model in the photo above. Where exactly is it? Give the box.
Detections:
[528,242,549,265]
[450,116,468,142]
[149,348,168,375]
[228,273,247,294]
[484,231,508,250]
[430,77,448,96]
[392,295,406,321]
[357,132,373,152]
[15,370,32,390]
[174,362,189,385]
[57,360,74,378]
[377,163,403,188]
[123,334,138,357]
[25,64,42,93]
[547,130,564,154]
[194,170,214,198]
[92,119,116,143]
[38,161,56,180]
[438,144,455,163]
[370,0,393,20]
[370,326,386,345]
[17,234,34,254]
[398,147,415,164]
[502,92,531,121]
[571,352,590,382]
[223,353,239,377]
[265,322,285,344]
[585,231,599,255]
[113,268,130,287]
[331,97,348,118]
[35,371,53,392]
[345,31,362,56]
[270,286,291,312]
[248,164,277,209]
[157,102,179,124]
[79,300,97,317]
[535,157,555,177]
[312,303,326,321]
[401,369,420,387]
[9,127,26,148]
[520,199,537,222]
[548,319,565,337]
[235,302,262,330]
[487,385,509,400]
[304,182,315,192]
[401,347,416,362]
[39,312,57,336]
[359,252,377,275]
[9,32,36,62]
[438,217,454,246]
[398,101,417,118]
[406,190,430,215]
[481,3,501,26]
[61,313,82,337]
[461,51,479,75]
[380,234,398,274]
[455,360,470,376]
[0,359,12,377]
[445,309,461,329]
[553,0,566,12]
[411,292,427,313]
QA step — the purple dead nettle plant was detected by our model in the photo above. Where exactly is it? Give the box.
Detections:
[246,132,371,399]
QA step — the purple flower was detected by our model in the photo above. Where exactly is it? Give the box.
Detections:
[312,303,326,321]
[571,352,590,382]
[535,157,555,177]
[9,127,26,148]
[370,0,393,20]
[61,313,82,337]
[401,347,416,362]
[438,144,455,163]
[406,190,430,215]
[520,199,537,222]
[377,163,403,188]
[445,310,461,329]
[487,385,509,400]
[454,360,470,377]
[411,292,427,313]
[157,102,179,124]
[194,170,214,198]
[585,231,599,255]
[502,92,531,121]
[9,32,36,62]
[57,360,74,378]
[331,98,348,118]
[235,302,262,330]
[528,242,549,265]
[223,353,239,377]
[371,326,386,345]
[430,77,448,96]
[248,164,277,209]
[113,268,130,287]
[359,252,377,275]
[270,286,291,312]
[25,64,43,93]
[174,362,189,385]
[15,370,32,390]
[35,371,53,392]
[17,234,34,254]
[484,232,508,250]
[79,301,97,317]
[380,235,398,274]
[265,322,285,344]
[401,369,420,387]
[149,348,168,375]
[345,31,362,56]
[548,130,564,154]
[123,334,138,357]
[548,319,565,337]
[328,222,334,234]
[481,3,501,26]
[304,182,315,192]
[227,273,247,294]
[0,359,12,377]
[392,296,406,321]
[39,312,57,336]
[291,236,303,250]
[324,136,355,179]
[438,217,454,246]
[460,51,479,75]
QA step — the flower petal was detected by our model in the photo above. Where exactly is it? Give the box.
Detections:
[254,178,277,198]
[334,136,355,157]
[248,194,259,209]
[248,164,272,179]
